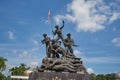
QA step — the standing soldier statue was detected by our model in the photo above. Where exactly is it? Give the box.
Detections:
[52,20,64,41]
[41,34,51,58]
[64,33,75,53]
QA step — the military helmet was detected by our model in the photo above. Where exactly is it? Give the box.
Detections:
[55,25,59,28]
[67,33,71,36]
[43,33,47,37]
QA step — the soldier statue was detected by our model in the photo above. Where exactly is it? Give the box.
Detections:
[52,20,64,41]
[41,33,51,58]
[49,39,65,58]
[36,20,89,78]
[64,33,74,53]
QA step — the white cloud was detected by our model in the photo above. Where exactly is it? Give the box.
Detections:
[87,68,94,74]
[112,37,120,46]
[31,48,39,52]
[33,40,38,45]
[73,49,81,56]
[54,0,120,32]
[109,12,120,23]
[19,51,31,58]
[12,50,17,54]
[18,47,41,59]
[67,0,106,32]
[16,49,41,69]
[8,31,15,40]
[83,56,120,64]
[30,61,38,67]
[54,15,67,25]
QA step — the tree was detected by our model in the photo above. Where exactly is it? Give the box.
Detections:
[91,73,116,80]
[105,73,116,80]
[0,56,7,80]
[0,72,7,80]
[90,73,96,80]
[95,74,106,80]
[0,56,7,72]
[9,63,30,76]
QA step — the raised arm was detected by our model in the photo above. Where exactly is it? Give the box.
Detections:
[60,20,64,29]
[41,39,45,44]
[52,30,57,35]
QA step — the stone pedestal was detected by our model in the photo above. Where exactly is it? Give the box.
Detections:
[28,72,91,80]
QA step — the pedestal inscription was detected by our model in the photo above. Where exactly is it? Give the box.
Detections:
[29,72,90,80]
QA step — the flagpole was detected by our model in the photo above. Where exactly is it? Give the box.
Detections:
[48,9,54,39]
[50,19,54,39]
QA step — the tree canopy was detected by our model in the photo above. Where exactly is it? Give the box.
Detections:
[0,56,7,72]
[91,73,116,80]
[9,63,30,76]
[0,56,8,79]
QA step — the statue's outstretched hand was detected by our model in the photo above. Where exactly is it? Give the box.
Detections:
[52,30,54,34]
[63,20,64,24]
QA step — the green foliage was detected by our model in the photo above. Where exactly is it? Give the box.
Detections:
[0,57,8,80]
[91,73,116,80]
[9,63,30,76]
[0,72,7,80]
[105,73,116,80]
[90,73,96,80]
[95,74,106,80]
[0,56,7,72]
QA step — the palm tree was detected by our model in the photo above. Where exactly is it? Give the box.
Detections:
[9,63,30,76]
[0,72,7,80]
[0,56,7,72]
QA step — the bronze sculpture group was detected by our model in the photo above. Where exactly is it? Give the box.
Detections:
[39,21,87,73]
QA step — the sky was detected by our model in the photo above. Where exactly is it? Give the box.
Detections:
[0,0,120,75]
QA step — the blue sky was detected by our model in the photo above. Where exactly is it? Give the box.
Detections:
[0,0,120,75]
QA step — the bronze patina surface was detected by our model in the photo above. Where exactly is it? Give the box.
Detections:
[29,21,91,80]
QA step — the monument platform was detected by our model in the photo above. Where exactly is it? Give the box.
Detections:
[28,72,90,80]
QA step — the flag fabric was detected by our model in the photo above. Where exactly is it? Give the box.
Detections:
[46,10,51,23]
[48,10,51,17]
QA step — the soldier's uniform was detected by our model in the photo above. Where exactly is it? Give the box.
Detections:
[41,34,51,57]
[53,21,64,41]
[64,33,74,53]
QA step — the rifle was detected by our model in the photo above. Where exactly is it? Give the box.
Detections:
[73,44,80,47]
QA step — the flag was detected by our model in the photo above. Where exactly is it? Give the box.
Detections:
[46,10,51,23]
